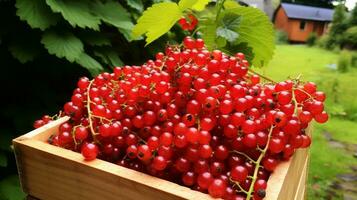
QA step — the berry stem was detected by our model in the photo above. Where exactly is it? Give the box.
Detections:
[248,69,277,84]
[245,125,274,200]
[231,150,257,164]
[216,0,227,22]
[86,80,99,143]
[230,177,249,194]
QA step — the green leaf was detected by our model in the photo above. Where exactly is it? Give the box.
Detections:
[200,19,217,50]
[133,2,182,45]
[216,13,241,42]
[223,0,240,9]
[45,0,101,30]
[216,27,238,42]
[79,31,111,46]
[75,52,103,76]
[0,151,7,167]
[0,175,26,200]
[94,48,123,67]
[41,30,84,62]
[178,0,198,10]
[192,0,211,11]
[216,37,227,47]
[16,0,60,30]
[126,0,144,12]
[227,7,275,67]
[8,40,41,63]
[223,42,254,64]
[93,1,134,30]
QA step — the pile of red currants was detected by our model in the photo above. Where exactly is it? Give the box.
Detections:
[34,36,328,199]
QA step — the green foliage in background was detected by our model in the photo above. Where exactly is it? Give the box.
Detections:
[325,3,357,50]
[338,51,351,73]
[341,26,357,49]
[306,32,318,47]
[4,0,182,77]
[275,30,289,44]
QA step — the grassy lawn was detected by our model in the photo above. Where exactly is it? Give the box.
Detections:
[256,44,357,200]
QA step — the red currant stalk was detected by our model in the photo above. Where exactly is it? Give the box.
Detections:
[86,79,100,143]
[230,125,275,200]
[247,125,274,200]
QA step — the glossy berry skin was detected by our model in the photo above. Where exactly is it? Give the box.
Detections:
[230,166,248,183]
[137,145,152,161]
[197,172,214,189]
[81,143,99,161]
[208,179,227,198]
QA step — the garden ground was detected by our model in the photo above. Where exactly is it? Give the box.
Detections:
[256,45,357,200]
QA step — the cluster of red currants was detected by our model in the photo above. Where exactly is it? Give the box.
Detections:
[178,14,198,31]
[35,36,328,200]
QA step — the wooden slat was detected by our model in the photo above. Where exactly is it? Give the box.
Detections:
[14,140,211,200]
[14,117,310,200]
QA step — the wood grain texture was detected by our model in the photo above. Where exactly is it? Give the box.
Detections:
[14,118,310,200]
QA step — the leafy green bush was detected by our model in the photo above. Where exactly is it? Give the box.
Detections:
[342,26,357,49]
[275,30,288,44]
[352,53,357,68]
[317,35,329,48]
[337,51,351,72]
[1,0,175,76]
[306,32,318,47]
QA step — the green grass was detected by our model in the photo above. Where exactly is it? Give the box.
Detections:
[257,45,357,200]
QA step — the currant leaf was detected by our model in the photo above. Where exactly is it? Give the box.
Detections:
[41,30,84,62]
[45,0,101,30]
[16,0,60,30]
[132,2,182,45]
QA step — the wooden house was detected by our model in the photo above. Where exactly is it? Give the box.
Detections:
[274,3,334,42]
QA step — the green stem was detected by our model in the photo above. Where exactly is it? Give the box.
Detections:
[245,125,274,200]
[248,68,277,84]
[216,0,226,22]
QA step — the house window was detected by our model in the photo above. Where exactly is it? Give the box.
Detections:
[300,21,306,31]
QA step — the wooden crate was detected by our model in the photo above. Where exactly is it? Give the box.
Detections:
[13,117,309,200]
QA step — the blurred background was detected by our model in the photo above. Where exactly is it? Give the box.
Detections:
[0,0,356,199]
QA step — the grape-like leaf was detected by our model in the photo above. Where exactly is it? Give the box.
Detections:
[226,7,275,67]
[133,2,182,45]
[216,27,238,43]
[46,0,101,30]
[8,42,41,63]
[199,19,217,50]
[126,0,144,12]
[223,0,240,9]
[192,0,211,11]
[41,30,84,62]
[8,35,42,63]
[178,0,199,10]
[93,1,134,31]
[94,48,124,67]
[16,0,60,30]
[75,52,103,76]
[216,13,241,42]
[179,0,210,11]
[223,42,255,64]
